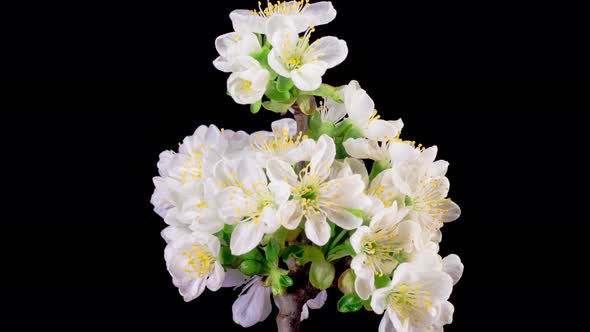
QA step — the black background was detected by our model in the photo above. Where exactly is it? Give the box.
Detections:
[2,0,589,331]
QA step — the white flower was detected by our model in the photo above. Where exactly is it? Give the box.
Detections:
[216,158,290,255]
[371,261,454,332]
[213,32,262,72]
[344,138,397,162]
[230,0,337,34]
[227,56,271,105]
[164,233,225,302]
[330,80,404,141]
[232,277,273,328]
[365,169,405,216]
[162,178,225,234]
[266,16,348,91]
[267,135,370,246]
[232,276,328,328]
[350,203,423,300]
[388,143,461,234]
[250,118,316,164]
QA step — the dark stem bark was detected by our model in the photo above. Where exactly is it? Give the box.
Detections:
[276,102,312,332]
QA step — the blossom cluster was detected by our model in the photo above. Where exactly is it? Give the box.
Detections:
[151,2,463,331]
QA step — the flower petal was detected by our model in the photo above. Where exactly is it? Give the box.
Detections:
[222,269,250,288]
[304,36,348,69]
[324,207,363,230]
[302,1,337,26]
[291,62,327,91]
[343,138,388,161]
[232,279,273,327]
[442,254,464,285]
[230,10,267,33]
[355,274,375,301]
[179,277,207,302]
[371,285,395,315]
[230,222,265,256]
[304,213,330,246]
[279,200,304,230]
[366,119,403,141]
[266,159,298,186]
[206,262,225,291]
[350,227,370,253]
[346,88,374,126]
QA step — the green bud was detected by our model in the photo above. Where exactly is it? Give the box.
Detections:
[239,260,262,276]
[338,269,356,295]
[309,260,335,290]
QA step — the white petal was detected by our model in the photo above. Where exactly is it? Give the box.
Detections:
[278,200,304,230]
[300,304,310,321]
[350,227,370,253]
[378,314,396,332]
[160,226,190,244]
[179,277,207,302]
[306,290,327,309]
[354,274,375,301]
[230,10,267,33]
[304,37,348,69]
[388,142,417,162]
[286,138,316,163]
[347,89,375,125]
[222,269,250,288]
[371,285,394,315]
[438,301,455,326]
[238,158,267,187]
[230,222,266,256]
[366,120,403,141]
[291,62,327,91]
[343,138,388,161]
[271,118,298,137]
[232,279,273,327]
[206,262,225,291]
[324,207,363,230]
[304,213,330,246]
[344,157,370,186]
[302,1,337,26]
[266,159,298,186]
[442,254,464,285]
[268,48,292,78]
[309,135,336,181]
[429,160,449,177]
[269,181,292,205]
[266,15,298,42]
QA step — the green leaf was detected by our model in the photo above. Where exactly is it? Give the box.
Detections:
[239,260,262,276]
[264,240,281,263]
[250,100,262,114]
[282,245,305,262]
[326,243,354,262]
[277,76,295,93]
[262,99,296,113]
[338,269,356,295]
[369,160,390,181]
[250,47,272,72]
[309,260,335,290]
[375,274,392,289]
[301,245,325,264]
[337,293,364,313]
[308,84,344,103]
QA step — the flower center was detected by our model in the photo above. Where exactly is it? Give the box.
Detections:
[181,145,205,184]
[251,129,307,154]
[361,227,403,276]
[243,80,253,92]
[293,179,322,215]
[182,244,215,278]
[251,0,310,17]
[282,26,319,70]
[369,183,395,207]
[386,284,433,323]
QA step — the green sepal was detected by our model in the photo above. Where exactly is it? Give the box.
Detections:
[239,260,263,276]
[250,100,262,114]
[337,293,364,313]
[239,248,265,262]
[264,240,281,263]
[308,84,344,103]
[218,246,235,267]
[265,83,292,102]
[277,76,295,93]
[369,160,390,181]
[375,274,392,289]
[309,260,335,290]
[282,245,305,263]
[262,98,297,113]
